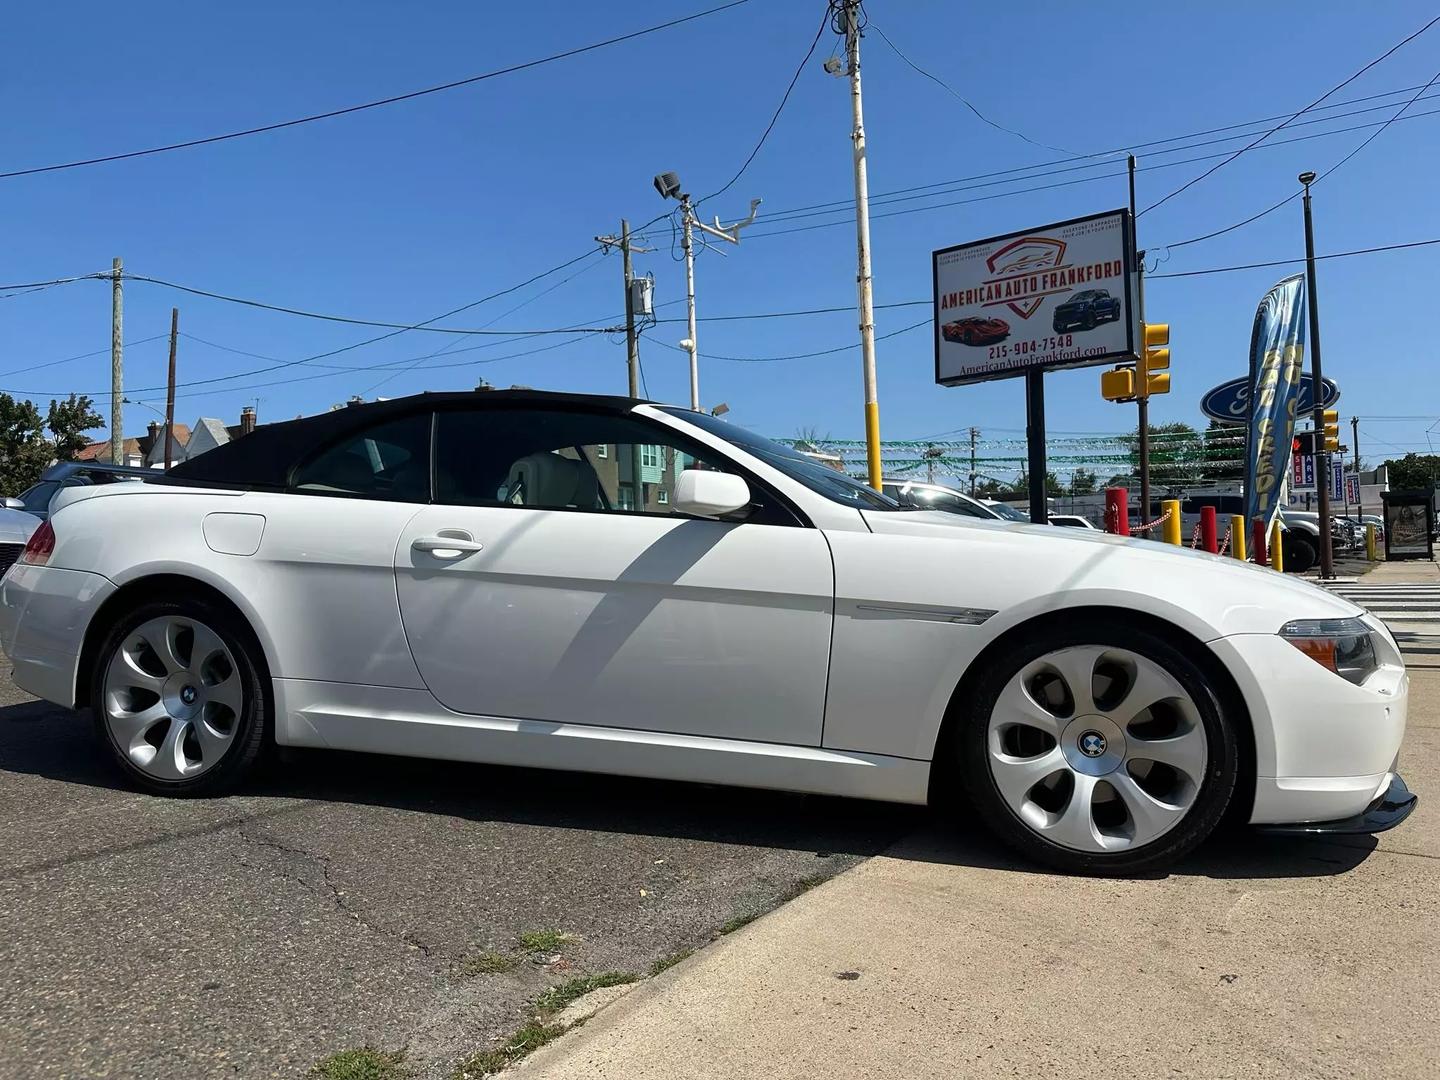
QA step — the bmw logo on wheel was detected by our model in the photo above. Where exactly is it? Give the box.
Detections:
[1078,731,1107,758]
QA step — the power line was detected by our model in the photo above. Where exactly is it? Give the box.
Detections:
[1163,67,1440,249]
[0,2,752,182]
[742,105,1440,241]
[1139,13,1440,217]
[5,250,616,398]
[1147,236,1440,279]
[122,260,620,335]
[0,334,168,379]
[699,4,829,206]
[868,21,1077,157]
[751,81,1438,223]
[653,317,929,363]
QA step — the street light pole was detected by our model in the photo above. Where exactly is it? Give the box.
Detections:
[680,193,699,411]
[1300,171,1334,579]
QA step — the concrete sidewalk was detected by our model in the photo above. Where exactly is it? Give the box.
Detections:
[515,671,1440,1080]
[1360,557,1440,584]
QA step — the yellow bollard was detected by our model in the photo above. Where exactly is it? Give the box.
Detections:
[1270,522,1285,572]
[1366,523,1378,561]
[1231,514,1247,561]
[1161,499,1182,545]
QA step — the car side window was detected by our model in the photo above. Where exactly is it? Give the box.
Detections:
[433,407,794,523]
[290,412,431,502]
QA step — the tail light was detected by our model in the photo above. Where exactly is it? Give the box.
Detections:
[21,520,55,566]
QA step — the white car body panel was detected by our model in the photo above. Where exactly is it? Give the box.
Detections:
[395,504,832,744]
[0,400,1410,831]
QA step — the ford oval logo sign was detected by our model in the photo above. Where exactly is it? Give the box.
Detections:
[1201,374,1339,425]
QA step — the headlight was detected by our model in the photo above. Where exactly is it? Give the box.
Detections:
[1278,617,1379,685]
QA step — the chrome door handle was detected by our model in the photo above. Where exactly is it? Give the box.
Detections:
[412,533,484,557]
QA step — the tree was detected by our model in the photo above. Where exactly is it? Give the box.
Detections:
[0,394,53,497]
[793,426,833,453]
[1384,453,1440,490]
[1121,422,1208,488]
[1014,470,1064,497]
[1069,468,1098,496]
[1201,419,1245,484]
[47,394,104,461]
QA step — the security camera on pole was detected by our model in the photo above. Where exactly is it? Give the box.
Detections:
[653,171,760,411]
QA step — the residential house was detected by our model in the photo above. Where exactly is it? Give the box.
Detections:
[75,406,257,469]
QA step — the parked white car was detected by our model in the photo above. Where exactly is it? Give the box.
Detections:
[0,390,1415,874]
[0,506,41,579]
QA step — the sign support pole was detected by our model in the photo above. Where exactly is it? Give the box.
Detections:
[1129,156,1150,527]
[1301,175,1334,579]
[1025,370,1047,524]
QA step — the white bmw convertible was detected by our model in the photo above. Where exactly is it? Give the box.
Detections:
[0,390,1415,874]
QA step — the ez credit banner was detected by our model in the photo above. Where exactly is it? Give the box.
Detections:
[933,209,1137,386]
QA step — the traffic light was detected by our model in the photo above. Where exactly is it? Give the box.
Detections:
[1139,322,1170,397]
[1322,409,1340,452]
[1100,365,1136,402]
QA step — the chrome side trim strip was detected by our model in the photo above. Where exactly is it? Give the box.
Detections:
[852,602,996,625]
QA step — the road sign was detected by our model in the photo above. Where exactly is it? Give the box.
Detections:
[1201,373,1339,425]
[1292,450,1316,489]
[933,209,1137,386]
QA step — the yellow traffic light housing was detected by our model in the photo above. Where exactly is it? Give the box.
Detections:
[1139,322,1171,397]
[1101,366,1136,402]
[1322,408,1340,452]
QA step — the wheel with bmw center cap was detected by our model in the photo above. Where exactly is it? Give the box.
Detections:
[92,598,269,796]
[957,620,1238,875]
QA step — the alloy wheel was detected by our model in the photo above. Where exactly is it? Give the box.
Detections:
[102,615,244,781]
[986,645,1208,853]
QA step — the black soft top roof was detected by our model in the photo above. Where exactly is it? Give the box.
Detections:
[167,388,650,488]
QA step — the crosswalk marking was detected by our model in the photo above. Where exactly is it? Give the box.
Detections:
[1318,582,1440,636]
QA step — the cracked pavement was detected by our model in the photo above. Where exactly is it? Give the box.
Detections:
[0,668,915,1079]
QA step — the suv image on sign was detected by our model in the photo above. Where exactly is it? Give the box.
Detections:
[1052,289,1121,333]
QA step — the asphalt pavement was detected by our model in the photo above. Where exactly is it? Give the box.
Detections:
[0,667,914,1079]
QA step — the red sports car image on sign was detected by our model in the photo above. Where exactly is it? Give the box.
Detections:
[942,316,1011,346]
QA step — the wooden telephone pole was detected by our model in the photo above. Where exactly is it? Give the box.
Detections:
[164,308,179,469]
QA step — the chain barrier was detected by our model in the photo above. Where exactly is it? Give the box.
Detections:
[1130,508,1172,535]
[1217,531,1231,557]
[1189,523,1203,550]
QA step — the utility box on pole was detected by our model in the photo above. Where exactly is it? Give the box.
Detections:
[628,277,653,319]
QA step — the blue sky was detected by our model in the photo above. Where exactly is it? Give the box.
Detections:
[3,0,1438,476]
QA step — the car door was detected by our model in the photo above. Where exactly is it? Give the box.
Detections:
[393,404,835,747]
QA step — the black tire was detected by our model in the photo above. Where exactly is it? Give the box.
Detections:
[90,596,270,796]
[954,618,1239,876]
[1282,533,1317,573]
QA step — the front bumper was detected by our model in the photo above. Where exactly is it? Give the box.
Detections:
[1255,773,1418,835]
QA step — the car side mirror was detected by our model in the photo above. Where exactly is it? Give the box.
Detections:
[672,470,751,518]
[1,497,23,510]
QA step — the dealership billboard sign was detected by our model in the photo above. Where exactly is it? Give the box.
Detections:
[933,209,1137,386]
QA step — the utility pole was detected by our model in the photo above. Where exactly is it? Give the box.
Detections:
[1128,156,1151,525]
[969,427,978,497]
[110,257,123,465]
[597,221,654,397]
[164,308,178,470]
[838,0,882,490]
[1300,171,1334,579]
[621,220,640,398]
[651,172,758,412]
[1352,415,1363,522]
[681,194,699,411]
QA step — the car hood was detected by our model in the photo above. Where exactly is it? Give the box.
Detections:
[858,509,1362,633]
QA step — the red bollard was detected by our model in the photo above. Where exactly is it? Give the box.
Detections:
[1252,519,1268,566]
[1105,487,1129,535]
[1200,506,1218,553]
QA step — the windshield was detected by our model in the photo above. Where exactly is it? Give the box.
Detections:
[660,407,900,511]
[986,502,1030,522]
